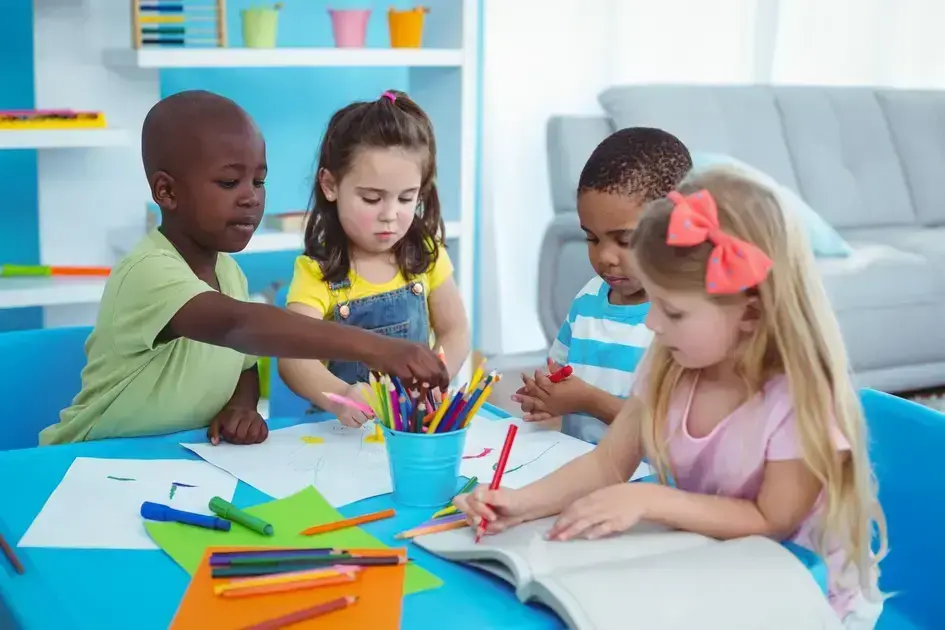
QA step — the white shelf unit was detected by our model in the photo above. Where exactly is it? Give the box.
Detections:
[16,0,478,343]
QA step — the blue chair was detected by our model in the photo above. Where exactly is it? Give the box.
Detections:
[862,388,945,630]
[268,286,323,420]
[0,326,91,450]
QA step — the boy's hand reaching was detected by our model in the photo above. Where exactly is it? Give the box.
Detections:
[368,337,450,390]
[512,359,589,421]
[208,406,269,445]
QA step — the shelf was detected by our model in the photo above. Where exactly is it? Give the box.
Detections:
[104,47,465,70]
[0,277,107,310]
[0,128,129,150]
[242,230,304,254]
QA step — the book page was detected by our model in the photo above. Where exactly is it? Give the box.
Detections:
[413,516,715,589]
[528,536,843,630]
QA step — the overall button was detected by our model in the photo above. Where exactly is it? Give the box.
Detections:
[339,304,350,319]
[412,282,424,295]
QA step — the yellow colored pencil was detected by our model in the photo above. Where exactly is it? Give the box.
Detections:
[431,505,459,519]
[214,566,350,594]
[462,382,495,428]
[428,386,463,433]
[395,518,469,540]
[469,357,486,391]
[218,572,358,598]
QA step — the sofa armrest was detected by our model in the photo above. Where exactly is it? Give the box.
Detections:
[538,213,593,345]
[860,388,945,627]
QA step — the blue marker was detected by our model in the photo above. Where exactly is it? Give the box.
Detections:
[140,501,231,531]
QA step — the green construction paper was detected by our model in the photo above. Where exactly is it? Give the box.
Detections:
[145,486,441,595]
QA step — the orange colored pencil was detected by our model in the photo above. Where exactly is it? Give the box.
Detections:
[0,532,23,575]
[300,508,396,536]
[219,572,358,598]
[394,517,469,540]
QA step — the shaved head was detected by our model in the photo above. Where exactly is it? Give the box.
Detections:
[141,90,259,178]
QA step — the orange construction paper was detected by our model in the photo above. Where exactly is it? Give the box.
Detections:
[170,546,405,630]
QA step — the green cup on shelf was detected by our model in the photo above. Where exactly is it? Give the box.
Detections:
[241,3,283,48]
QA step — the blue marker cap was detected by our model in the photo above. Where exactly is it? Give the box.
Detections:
[140,501,231,531]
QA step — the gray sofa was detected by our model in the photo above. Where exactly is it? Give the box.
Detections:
[540,85,945,393]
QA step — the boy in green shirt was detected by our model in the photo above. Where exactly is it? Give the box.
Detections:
[39,90,448,446]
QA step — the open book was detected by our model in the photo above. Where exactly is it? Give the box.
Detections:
[414,517,843,630]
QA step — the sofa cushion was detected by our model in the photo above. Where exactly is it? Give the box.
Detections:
[877,90,945,227]
[546,116,614,214]
[773,87,916,229]
[598,85,800,193]
[843,227,945,266]
[690,152,852,258]
[816,237,942,312]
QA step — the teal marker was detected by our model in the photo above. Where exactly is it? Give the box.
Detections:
[209,496,274,536]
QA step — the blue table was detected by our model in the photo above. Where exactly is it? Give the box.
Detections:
[0,405,563,630]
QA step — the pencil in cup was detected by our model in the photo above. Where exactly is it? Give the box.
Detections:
[476,423,518,543]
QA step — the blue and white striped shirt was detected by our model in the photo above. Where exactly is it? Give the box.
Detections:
[548,276,654,444]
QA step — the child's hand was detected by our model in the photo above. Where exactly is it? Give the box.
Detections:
[546,483,648,541]
[452,485,530,536]
[208,406,269,445]
[511,359,588,421]
[368,337,450,390]
[334,383,375,428]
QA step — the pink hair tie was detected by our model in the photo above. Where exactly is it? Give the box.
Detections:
[381,91,397,103]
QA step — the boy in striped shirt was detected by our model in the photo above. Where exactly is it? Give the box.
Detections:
[514,128,692,443]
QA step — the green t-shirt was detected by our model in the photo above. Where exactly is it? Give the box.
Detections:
[39,229,257,445]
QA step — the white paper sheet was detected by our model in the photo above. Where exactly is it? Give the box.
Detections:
[18,457,238,550]
[461,419,652,488]
[183,421,394,507]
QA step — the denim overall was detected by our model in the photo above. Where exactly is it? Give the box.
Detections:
[325,276,431,385]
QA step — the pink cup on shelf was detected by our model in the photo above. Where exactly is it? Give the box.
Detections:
[329,8,371,48]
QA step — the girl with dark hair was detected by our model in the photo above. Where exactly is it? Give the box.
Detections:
[279,90,470,427]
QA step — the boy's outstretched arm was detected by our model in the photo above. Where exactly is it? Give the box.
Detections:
[164,292,450,390]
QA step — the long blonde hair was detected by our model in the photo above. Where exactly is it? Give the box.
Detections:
[630,168,886,593]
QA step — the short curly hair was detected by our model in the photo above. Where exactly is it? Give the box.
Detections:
[578,127,692,202]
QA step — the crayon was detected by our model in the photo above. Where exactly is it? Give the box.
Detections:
[140,502,230,531]
[300,508,395,536]
[241,595,358,630]
[209,496,274,536]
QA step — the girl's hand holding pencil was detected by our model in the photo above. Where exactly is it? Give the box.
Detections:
[452,486,529,536]
[326,384,375,428]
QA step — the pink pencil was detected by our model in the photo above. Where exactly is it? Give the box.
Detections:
[323,392,374,416]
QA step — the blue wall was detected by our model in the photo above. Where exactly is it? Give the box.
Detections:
[1,3,42,330]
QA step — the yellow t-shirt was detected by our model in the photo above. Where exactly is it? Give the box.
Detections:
[286,245,454,320]
[39,229,257,445]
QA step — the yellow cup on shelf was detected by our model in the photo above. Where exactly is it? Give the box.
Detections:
[241,7,280,48]
[388,6,428,48]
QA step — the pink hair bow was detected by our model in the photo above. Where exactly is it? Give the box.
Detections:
[666,189,773,294]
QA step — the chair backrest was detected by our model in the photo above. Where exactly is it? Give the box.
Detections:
[860,388,945,628]
[0,326,91,450]
[268,286,319,420]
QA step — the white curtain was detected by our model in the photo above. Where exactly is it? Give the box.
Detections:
[768,0,945,88]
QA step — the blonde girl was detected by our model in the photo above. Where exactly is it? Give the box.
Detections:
[454,169,887,627]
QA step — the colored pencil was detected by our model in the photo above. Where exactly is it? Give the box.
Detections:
[220,573,357,598]
[0,532,23,575]
[476,423,518,543]
[431,385,465,433]
[549,364,573,383]
[430,475,478,520]
[211,555,403,578]
[324,392,373,416]
[215,566,354,593]
[469,357,486,391]
[395,516,469,540]
[300,508,395,536]
[240,595,358,630]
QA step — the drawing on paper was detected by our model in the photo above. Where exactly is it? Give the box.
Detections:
[168,481,197,500]
[494,443,559,474]
[300,436,325,444]
[463,447,494,460]
[106,475,136,482]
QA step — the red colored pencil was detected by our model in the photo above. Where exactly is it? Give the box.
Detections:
[240,595,357,629]
[475,424,518,543]
[0,532,24,575]
[548,365,573,383]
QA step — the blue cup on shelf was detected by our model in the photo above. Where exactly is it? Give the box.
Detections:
[383,425,468,507]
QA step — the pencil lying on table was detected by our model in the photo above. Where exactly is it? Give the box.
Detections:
[0,531,24,575]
